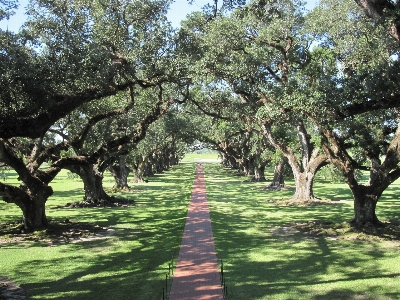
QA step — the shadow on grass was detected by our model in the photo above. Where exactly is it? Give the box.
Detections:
[204,163,400,300]
[14,226,181,300]
[0,163,197,300]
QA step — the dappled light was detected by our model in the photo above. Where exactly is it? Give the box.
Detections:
[205,163,400,299]
[1,0,400,298]
[0,163,195,299]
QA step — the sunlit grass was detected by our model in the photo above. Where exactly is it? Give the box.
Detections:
[182,151,219,162]
[0,163,194,300]
[1,158,400,299]
[205,163,400,300]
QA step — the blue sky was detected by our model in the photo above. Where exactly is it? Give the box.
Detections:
[1,0,319,32]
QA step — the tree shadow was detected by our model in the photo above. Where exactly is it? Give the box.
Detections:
[203,163,400,299]
[1,163,197,299]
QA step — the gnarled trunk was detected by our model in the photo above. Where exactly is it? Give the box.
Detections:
[253,165,267,182]
[318,124,400,228]
[262,119,328,201]
[109,155,130,190]
[1,182,52,232]
[67,164,113,206]
[292,171,315,201]
[132,160,146,183]
[352,188,380,226]
[272,157,286,186]
[241,159,254,177]
[346,176,383,227]
[21,194,48,232]
[80,165,110,204]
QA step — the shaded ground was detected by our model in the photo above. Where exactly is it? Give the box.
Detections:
[272,197,340,206]
[0,220,112,245]
[1,206,399,298]
[272,219,400,245]
[0,220,115,299]
[63,197,135,208]
[0,277,26,300]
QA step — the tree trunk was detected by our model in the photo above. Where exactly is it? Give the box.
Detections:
[144,161,155,177]
[346,182,383,227]
[262,120,328,201]
[170,153,179,165]
[253,165,267,182]
[0,140,53,231]
[67,164,114,206]
[1,182,52,232]
[21,195,48,232]
[82,165,110,203]
[270,157,286,187]
[352,188,380,226]
[132,161,146,183]
[242,159,254,177]
[108,155,130,190]
[318,125,400,227]
[220,152,230,167]
[292,171,316,201]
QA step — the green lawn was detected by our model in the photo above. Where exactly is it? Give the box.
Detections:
[204,163,400,300]
[0,163,195,300]
[181,151,219,162]
[1,157,400,299]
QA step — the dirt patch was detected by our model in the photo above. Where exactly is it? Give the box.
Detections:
[62,197,135,208]
[0,277,26,300]
[268,197,342,207]
[0,220,114,246]
[258,184,295,192]
[272,219,400,245]
[0,221,116,298]
[279,198,342,206]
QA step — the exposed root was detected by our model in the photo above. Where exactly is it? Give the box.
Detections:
[272,219,400,244]
[0,220,112,245]
[271,198,341,206]
[64,196,135,208]
[258,184,293,191]
[0,277,26,300]
[244,176,267,183]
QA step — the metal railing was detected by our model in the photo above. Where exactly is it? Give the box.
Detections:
[220,259,228,299]
[161,254,176,300]
[161,256,228,299]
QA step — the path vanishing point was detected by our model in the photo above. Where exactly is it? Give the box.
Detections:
[168,163,224,300]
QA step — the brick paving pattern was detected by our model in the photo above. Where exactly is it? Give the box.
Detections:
[168,163,224,300]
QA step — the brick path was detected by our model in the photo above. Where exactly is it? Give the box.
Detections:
[168,163,224,300]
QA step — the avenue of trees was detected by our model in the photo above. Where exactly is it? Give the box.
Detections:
[1,0,399,231]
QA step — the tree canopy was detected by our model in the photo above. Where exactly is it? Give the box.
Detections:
[1,0,400,231]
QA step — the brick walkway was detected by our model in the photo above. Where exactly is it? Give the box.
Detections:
[168,163,224,300]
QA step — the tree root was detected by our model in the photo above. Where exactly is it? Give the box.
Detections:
[64,196,135,208]
[0,277,27,300]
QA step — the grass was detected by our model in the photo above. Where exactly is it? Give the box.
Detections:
[181,151,219,162]
[204,163,400,300]
[0,163,196,300]
[1,154,400,299]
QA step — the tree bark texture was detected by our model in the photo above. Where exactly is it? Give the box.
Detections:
[253,165,267,182]
[351,185,380,226]
[292,171,316,201]
[319,123,400,227]
[0,141,54,231]
[262,120,328,201]
[67,164,112,205]
[109,155,130,189]
[132,159,147,183]
[270,156,286,187]
[354,0,400,41]
[0,182,51,231]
